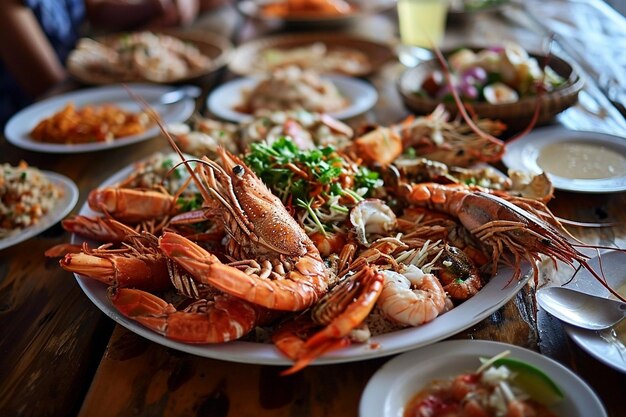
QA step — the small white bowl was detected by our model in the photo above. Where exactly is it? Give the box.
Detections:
[360,339,607,417]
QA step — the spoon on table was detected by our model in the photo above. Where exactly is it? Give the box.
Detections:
[157,85,202,105]
[536,287,626,330]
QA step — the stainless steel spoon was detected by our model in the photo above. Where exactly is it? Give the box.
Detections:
[537,287,626,330]
[158,85,202,105]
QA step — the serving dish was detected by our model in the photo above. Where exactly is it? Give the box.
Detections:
[397,49,584,127]
[70,156,531,365]
[0,171,78,251]
[67,30,232,85]
[237,0,396,28]
[228,32,395,77]
[206,75,378,122]
[360,339,607,417]
[503,126,626,193]
[4,84,195,153]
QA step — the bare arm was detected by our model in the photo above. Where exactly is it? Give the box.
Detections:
[0,0,66,98]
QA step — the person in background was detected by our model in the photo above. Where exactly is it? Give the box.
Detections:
[0,0,203,127]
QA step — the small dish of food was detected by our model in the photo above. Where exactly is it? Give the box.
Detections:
[0,162,78,251]
[229,32,395,77]
[398,43,583,127]
[4,84,195,153]
[207,67,378,122]
[67,30,232,85]
[237,0,395,27]
[360,339,607,417]
[503,126,626,193]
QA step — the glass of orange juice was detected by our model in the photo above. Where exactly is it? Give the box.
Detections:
[397,0,449,66]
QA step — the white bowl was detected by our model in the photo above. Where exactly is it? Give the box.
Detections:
[360,340,607,417]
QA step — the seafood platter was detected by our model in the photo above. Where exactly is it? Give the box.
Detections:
[43,40,625,378]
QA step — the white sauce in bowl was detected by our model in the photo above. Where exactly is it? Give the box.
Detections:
[536,142,626,179]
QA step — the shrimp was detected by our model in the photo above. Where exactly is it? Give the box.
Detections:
[155,146,331,312]
[377,265,451,326]
[279,266,383,375]
[87,187,178,223]
[435,244,483,301]
[58,235,173,291]
[109,289,267,343]
[404,182,626,301]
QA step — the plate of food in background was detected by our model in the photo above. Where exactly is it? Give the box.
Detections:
[397,43,583,129]
[207,66,378,122]
[503,126,626,193]
[4,84,195,153]
[229,32,395,77]
[0,162,78,251]
[67,30,232,85]
[237,0,396,27]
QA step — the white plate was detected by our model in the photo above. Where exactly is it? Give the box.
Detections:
[503,126,626,193]
[4,84,195,153]
[71,159,529,366]
[206,75,378,123]
[360,339,607,417]
[555,250,626,374]
[0,171,79,251]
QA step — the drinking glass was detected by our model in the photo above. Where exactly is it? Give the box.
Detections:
[396,0,449,67]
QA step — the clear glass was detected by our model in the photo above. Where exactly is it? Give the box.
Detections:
[396,0,449,66]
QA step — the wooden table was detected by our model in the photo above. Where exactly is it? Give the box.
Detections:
[2,1,626,416]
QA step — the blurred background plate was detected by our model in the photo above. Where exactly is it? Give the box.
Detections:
[503,126,626,193]
[397,49,583,130]
[0,171,78,251]
[237,0,396,28]
[4,84,195,153]
[67,30,233,85]
[229,32,395,77]
[206,75,378,122]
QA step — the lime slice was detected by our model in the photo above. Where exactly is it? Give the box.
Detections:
[485,357,565,406]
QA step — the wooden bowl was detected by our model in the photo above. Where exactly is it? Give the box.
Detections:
[228,32,395,77]
[397,51,584,128]
[67,30,233,85]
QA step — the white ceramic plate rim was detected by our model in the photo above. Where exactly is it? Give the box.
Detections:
[72,158,529,366]
[4,84,195,154]
[206,75,378,123]
[502,126,626,193]
[555,250,626,374]
[0,171,79,251]
[360,339,607,417]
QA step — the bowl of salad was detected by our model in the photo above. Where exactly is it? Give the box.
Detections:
[397,43,584,129]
